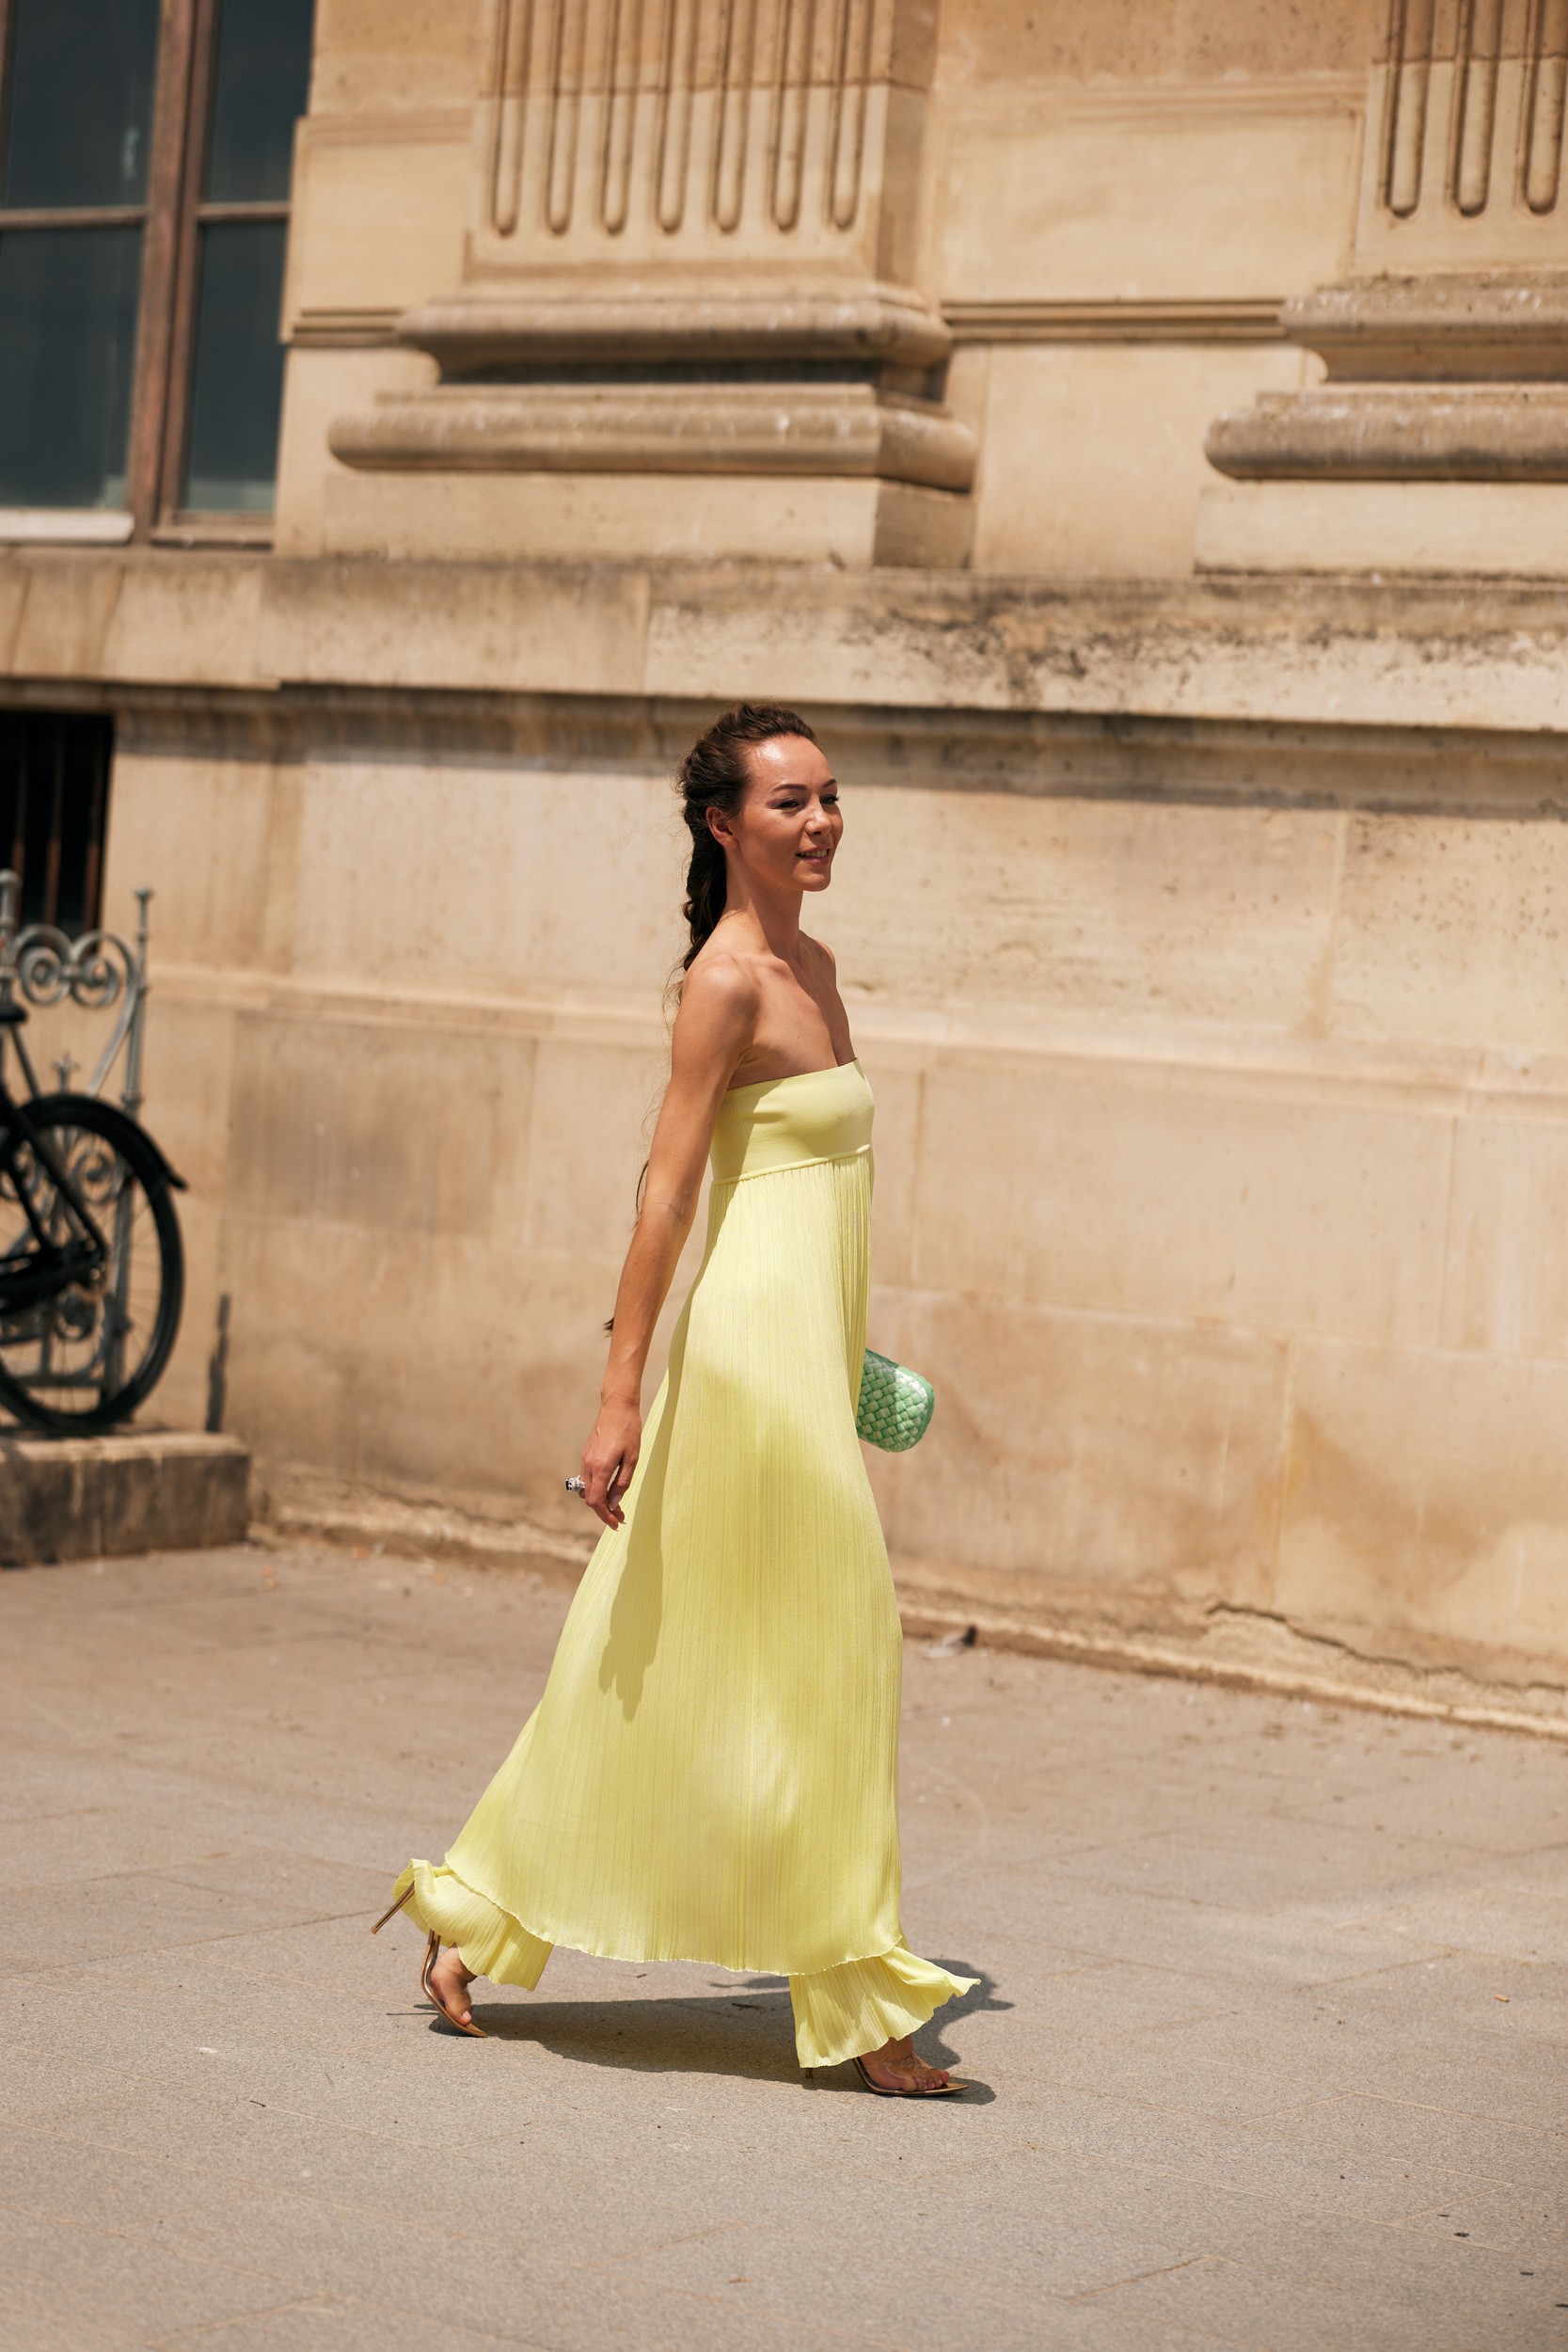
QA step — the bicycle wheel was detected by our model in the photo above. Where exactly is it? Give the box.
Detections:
[0,1094,184,1435]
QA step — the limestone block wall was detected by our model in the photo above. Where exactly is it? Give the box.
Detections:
[14,548,1555,1694]
[12,0,1568,1708]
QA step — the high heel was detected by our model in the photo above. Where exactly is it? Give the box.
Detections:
[420,1930,487,2038]
[369,1884,415,1935]
[851,2053,964,2098]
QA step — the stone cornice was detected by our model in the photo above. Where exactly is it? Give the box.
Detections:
[6,549,1568,746]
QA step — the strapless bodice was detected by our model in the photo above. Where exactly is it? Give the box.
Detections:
[709,1059,874,1183]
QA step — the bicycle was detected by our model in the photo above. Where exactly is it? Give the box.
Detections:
[0,993,186,1436]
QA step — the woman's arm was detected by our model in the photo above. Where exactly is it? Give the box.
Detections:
[576,957,754,1528]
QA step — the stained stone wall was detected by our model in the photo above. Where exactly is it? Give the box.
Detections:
[8,0,1568,1692]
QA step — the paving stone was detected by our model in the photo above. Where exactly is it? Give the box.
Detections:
[0,2129,261,2232]
[1258,2093,1568,2191]
[0,2201,316,2338]
[140,2299,508,2352]
[5,1544,1568,2351]
[1078,2245,1565,2352]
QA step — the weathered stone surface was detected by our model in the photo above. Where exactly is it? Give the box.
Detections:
[1283,275,1568,383]
[15,546,1568,732]
[0,1433,251,1566]
[328,383,977,491]
[396,290,954,373]
[1206,275,1568,486]
[1207,386,1568,481]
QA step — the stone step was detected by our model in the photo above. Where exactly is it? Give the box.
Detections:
[0,1430,251,1565]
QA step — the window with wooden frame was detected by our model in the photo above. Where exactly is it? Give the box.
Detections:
[0,0,314,542]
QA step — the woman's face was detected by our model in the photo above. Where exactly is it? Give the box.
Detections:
[710,735,842,898]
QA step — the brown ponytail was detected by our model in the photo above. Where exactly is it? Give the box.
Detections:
[674,703,817,972]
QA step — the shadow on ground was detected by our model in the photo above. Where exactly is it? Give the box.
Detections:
[422,1961,1001,2101]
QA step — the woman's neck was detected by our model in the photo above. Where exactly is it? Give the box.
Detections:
[718,870,805,963]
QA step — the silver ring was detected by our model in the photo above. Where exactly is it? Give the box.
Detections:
[564,1476,586,1496]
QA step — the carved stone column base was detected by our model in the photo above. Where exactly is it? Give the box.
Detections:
[318,467,974,569]
[329,382,975,494]
[395,288,955,375]
[1207,385,1568,482]
[1276,277,1568,383]
[1201,273,1568,572]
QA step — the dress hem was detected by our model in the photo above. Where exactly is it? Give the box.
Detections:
[394,1856,942,1988]
[388,1866,976,2069]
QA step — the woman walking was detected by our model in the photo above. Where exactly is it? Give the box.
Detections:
[374,704,973,2095]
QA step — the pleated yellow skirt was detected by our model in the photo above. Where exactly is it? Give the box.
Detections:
[388,1060,974,2068]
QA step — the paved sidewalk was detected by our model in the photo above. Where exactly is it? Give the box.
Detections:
[3,1543,1566,2351]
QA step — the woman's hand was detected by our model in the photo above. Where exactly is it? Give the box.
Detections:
[578,1395,641,1529]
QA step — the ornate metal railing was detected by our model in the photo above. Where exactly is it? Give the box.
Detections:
[0,870,153,1110]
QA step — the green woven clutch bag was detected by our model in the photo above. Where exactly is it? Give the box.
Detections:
[856,1348,936,1453]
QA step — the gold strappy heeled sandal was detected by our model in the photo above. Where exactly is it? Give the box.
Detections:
[370,1885,486,2038]
[420,1931,486,2037]
[851,2054,964,2097]
[369,1885,415,1936]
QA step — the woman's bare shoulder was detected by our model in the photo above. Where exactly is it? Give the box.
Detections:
[671,940,763,1080]
[680,933,764,1018]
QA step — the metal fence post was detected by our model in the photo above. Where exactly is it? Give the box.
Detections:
[121,889,153,1119]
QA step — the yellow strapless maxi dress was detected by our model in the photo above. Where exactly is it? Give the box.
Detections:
[385,1060,974,2068]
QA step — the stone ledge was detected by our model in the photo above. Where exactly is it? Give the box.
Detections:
[0,1430,251,1565]
[327,384,977,492]
[253,1458,594,1582]
[252,1464,1568,1741]
[396,288,954,373]
[893,1563,1568,1743]
[1206,386,1568,481]
[1282,274,1568,383]
[11,546,1568,729]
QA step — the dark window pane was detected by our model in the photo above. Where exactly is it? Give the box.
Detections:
[0,228,140,508]
[54,722,110,933]
[1,0,160,209]
[205,0,315,203]
[0,712,112,933]
[0,715,24,882]
[182,220,287,511]
[21,726,64,924]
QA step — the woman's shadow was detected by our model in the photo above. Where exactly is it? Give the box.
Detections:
[455,1962,1005,2100]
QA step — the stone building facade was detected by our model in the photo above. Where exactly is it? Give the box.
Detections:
[5,0,1568,1697]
